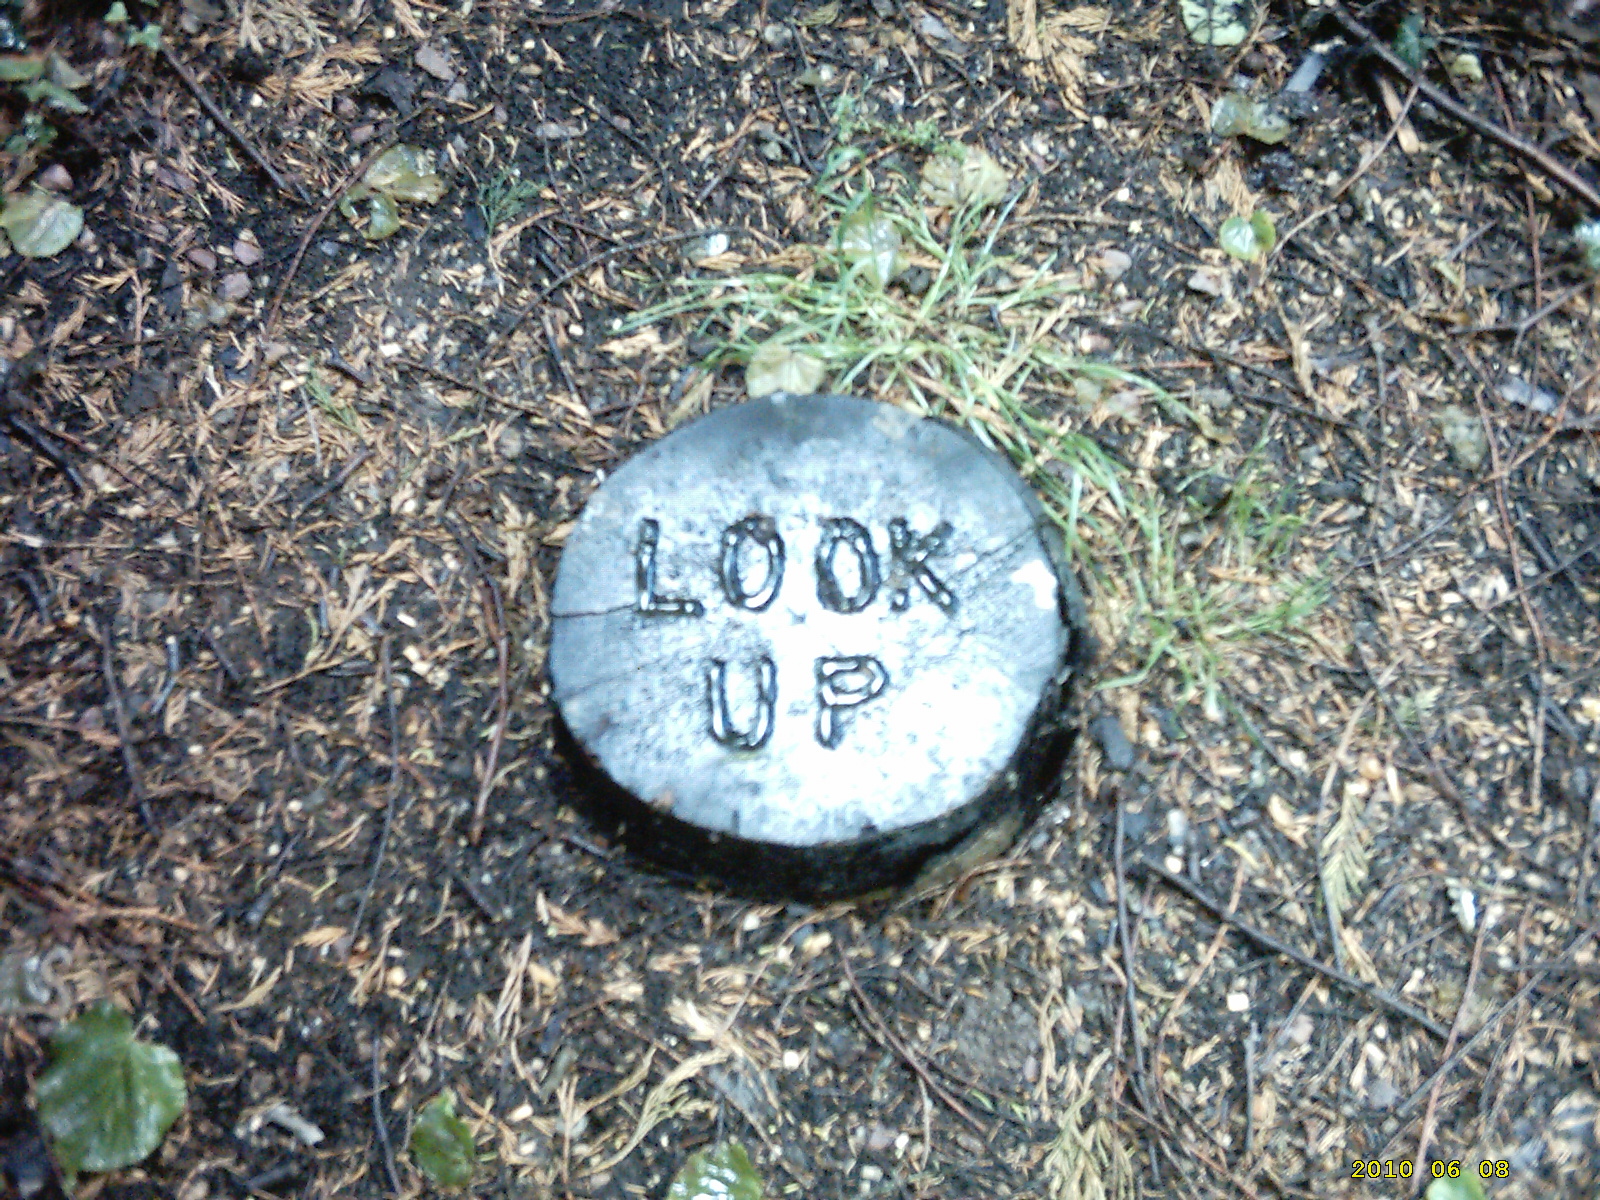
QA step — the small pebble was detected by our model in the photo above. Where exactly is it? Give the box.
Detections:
[1096,248,1132,281]
[232,232,263,266]
[1090,713,1134,771]
[188,247,218,271]
[219,271,252,302]
[1165,807,1189,851]
[36,164,72,191]
[414,42,455,81]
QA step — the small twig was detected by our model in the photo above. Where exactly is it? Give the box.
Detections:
[146,635,180,718]
[393,356,540,414]
[447,520,513,845]
[837,943,988,1136]
[572,91,655,157]
[351,638,401,943]
[472,564,510,847]
[1113,794,1149,1099]
[1136,855,1452,1040]
[1448,344,1548,668]
[1271,83,1418,262]
[1412,915,1488,1178]
[496,227,741,344]
[1452,280,1596,337]
[1329,5,1600,213]
[369,1023,402,1195]
[541,310,588,411]
[1242,1022,1259,1165]
[2,412,87,493]
[159,44,305,202]
[266,103,434,335]
[294,445,373,519]
[448,867,503,923]
[100,614,156,832]
[768,71,818,174]
[526,0,667,25]
[1393,926,1596,1122]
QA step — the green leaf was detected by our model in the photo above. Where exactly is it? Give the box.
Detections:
[46,53,89,89]
[797,0,838,26]
[1434,404,1486,470]
[1248,209,1276,254]
[1393,12,1427,70]
[408,1090,476,1190]
[0,53,44,81]
[21,79,87,114]
[0,188,83,258]
[1425,1175,1487,1200]
[837,193,902,286]
[1219,214,1270,262]
[362,191,401,240]
[1179,0,1250,47]
[1446,52,1482,82]
[667,1141,764,1200]
[126,22,162,50]
[33,1001,186,1178]
[363,144,446,203]
[1210,92,1290,144]
[1576,219,1600,274]
[746,339,826,398]
[104,1,129,22]
[920,144,1009,211]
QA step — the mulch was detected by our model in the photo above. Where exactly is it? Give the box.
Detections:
[2,0,1599,1197]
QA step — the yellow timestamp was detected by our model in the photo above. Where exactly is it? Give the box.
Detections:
[1349,1159,1513,1180]
[1430,1160,1511,1179]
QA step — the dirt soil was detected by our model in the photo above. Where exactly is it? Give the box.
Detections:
[3,0,1600,1197]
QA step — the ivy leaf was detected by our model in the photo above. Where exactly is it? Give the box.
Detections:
[667,1141,764,1200]
[1218,212,1274,262]
[1425,1176,1486,1200]
[746,339,826,398]
[920,144,1009,210]
[0,54,45,82]
[837,193,902,286]
[33,1002,187,1179]
[1393,12,1428,70]
[408,1091,476,1190]
[363,144,446,204]
[127,23,162,50]
[1179,0,1250,47]
[1210,92,1290,144]
[1576,220,1600,274]
[21,79,88,114]
[0,188,84,258]
[362,191,401,241]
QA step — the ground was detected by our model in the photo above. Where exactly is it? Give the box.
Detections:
[2,0,1599,1197]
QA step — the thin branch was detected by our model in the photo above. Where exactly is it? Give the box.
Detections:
[1411,915,1488,1178]
[495,226,743,344]
[160,44,305,203]
[100,614,156,832]
[837,943,989,1136]
[266,103,434,335]
[1329,5,1600,213]
[472,567,510,847]
[1393,927,1597,1121]
[1137,855,1452,1040]
[352,637,401,944]
[1113,794,1149,1096]
[370,1023,402,1195]
[293,445,373,520]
